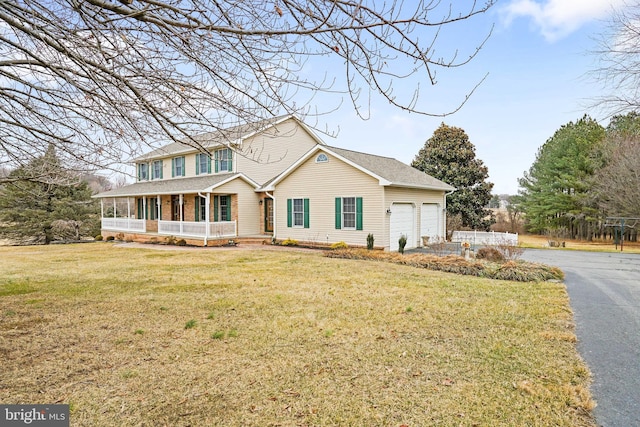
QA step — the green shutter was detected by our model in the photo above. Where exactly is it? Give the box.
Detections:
[207,155,212,173]
[226,195,232,221]
[287,199,292,227]
[335,198,342,229]
[227,149,233,172]
[137,198,142,219]
[137,164,141,181]
[214,196,219,222]
[171,158,175,177]
[356,197,363,230]
[181,156,185,176]
[195,154,200,176]
[145,198,148,219]
[214,150,219,173]
[303,198,309,228]
[195,196,199,221]
[159,161,163,179]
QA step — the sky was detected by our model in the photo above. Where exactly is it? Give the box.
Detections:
[313,0,628,195]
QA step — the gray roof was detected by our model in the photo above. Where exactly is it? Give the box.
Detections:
[93,173,246,198]
[135,115,300,161]
[325,146,455,191]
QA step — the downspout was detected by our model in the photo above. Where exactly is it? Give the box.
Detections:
[266,191,275,241]
[198,192,209,246]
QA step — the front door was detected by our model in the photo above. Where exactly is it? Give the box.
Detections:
[264,198,274,233]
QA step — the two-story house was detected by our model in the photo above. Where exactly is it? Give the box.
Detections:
[94,115,455,251]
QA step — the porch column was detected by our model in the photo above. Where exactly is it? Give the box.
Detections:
[179,194,184,234]
[127,197,131,229]
[205,193,211,245]
[100,199,104,219]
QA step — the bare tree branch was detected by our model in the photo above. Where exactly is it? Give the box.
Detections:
[0,0,494,179]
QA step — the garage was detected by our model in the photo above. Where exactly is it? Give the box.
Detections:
[420,203,440,244]
[389,203,415,251]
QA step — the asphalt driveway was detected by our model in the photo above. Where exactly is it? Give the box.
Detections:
[521,249,640,427]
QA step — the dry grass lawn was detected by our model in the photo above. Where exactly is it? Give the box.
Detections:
[519,234,640,254]
[0,243,595,426]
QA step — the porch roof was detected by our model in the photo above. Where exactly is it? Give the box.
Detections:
[93,173,256,198]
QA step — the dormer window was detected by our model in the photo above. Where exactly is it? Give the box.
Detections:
[316,153,328,163]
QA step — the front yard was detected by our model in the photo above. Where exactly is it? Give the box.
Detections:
[0,243,594,426]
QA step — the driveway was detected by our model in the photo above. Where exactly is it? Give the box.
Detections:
[521,249,640,427]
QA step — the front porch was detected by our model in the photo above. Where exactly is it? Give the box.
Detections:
[100,218,237,240]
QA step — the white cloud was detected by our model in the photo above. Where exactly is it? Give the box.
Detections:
[500,0,628,42]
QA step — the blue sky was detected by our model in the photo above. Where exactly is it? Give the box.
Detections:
[316,0,628,195]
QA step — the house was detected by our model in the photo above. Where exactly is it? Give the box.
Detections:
[94,115,455,251]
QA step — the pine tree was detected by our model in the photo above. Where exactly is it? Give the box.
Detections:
[518,115,605,238]
[412,123,494,230]
[0,146,99,244]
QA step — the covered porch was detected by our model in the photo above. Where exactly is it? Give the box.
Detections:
[98,195,237,242]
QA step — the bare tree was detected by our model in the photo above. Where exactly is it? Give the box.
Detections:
[593,135,640,217]
[0,0,494,181]
[592,2,640,116]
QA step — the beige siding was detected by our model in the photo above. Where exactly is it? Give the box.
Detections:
[236,118,319,185]
[383,187,446,250]
[215,179,261,236]
[275,152,386,247]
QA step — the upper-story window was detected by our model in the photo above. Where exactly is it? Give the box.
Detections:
[316,153,328,163]
[151,160,163,180]
[215,148,233,173]
[137,163,149,181]
[195,153,211,175]
[172,156,185,177]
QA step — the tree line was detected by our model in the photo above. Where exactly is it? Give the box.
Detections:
[517,113,640,241]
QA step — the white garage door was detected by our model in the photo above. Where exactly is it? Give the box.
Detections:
[420,203,440,244]
[390,203,415,251]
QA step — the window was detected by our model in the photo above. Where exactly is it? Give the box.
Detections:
[214,195,231,221]
[151,160,163,180]
[136,198,147,219]
[343,197,356,228]
[149,198,161,220]
[196,153,211,175]
[287,198,309,228]
[215,148,232,172]
[195,196,206,221]
[335,197,363,230]
[172,156,185,177]
[137,163,149,181]
[316,153,328,163]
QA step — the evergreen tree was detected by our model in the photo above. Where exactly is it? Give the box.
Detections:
[412,123,494,230]
[0,146,99,244]
[518,115,605,238]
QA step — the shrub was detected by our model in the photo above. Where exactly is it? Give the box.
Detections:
[476,247,505,262]
[149,237,159,244]
[495,238,525,260]
[366,233,375,250]
[176,238,187,246]
[115,232,125,241]
[325,249,563,282]
[105,235,115,241]
[164,235,177,245]
[94,235,103,241]
[281,238,298,246]
[330,241,349,250]
[398,235,407,254]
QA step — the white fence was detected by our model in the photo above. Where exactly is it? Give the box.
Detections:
[451,230,518,246]
[101,218,146,232]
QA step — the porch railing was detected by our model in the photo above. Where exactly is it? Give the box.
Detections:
[101,218,146,232]
[158,220,236,238]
